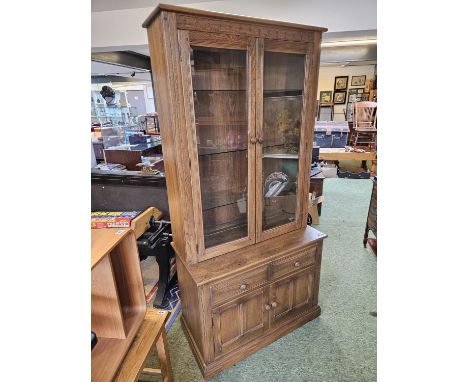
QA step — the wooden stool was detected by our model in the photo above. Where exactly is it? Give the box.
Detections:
[308,192,324,225]
[115,309,174,382]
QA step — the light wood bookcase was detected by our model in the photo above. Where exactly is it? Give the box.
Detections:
[91,228,146,382]
[144,4,327,377]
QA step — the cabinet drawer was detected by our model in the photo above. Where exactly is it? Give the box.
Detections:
[271,248,316,280]
[210,266,268,306]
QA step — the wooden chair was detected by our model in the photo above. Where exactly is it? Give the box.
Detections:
[115,309,174,382]
[351,102,377,148]
[317,102,335,121]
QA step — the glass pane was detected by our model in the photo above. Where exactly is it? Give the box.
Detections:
[262,51,305,231]
[191,46,249,248]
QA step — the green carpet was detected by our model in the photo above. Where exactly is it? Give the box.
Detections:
[141,178,377,382]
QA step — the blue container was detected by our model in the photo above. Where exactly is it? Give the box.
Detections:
[314,121,350,148]
[314,131,333,148]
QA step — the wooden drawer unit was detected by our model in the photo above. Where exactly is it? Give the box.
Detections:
[210,265,269,306]
[271,247,316,280]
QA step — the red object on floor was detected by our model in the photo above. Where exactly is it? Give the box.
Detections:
[368,238,377,256]
[146,282,159,303]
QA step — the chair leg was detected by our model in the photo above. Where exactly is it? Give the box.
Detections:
[155,329,173,382]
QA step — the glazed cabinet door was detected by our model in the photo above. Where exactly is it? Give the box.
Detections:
[178,31,257,260]
[256,39,317,242]
[212,287,269,358]
[269,267,315,329]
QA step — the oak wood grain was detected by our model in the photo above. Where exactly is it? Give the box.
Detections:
[144,7,326,377]
[179,225,326,286]
[91,230,146,382]
[143,4,328,33]
[114,309,172,382]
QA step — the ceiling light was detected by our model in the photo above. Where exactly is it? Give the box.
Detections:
[321,39,377,47]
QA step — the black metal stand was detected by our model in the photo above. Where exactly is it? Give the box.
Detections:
[137,218,176,309]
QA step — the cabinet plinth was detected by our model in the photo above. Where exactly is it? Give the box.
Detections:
[145,4,327,377]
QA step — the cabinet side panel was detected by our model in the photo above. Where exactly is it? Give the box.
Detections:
[176,257,207,359]
[312,240,324,306]
[109,234,146,321]
[91,255,126,339]
[299,33,322,227]
[147,12,198,263]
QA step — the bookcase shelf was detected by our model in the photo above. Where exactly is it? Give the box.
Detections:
[91,228,146,382]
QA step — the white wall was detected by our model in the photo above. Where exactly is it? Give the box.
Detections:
[317,64,376,121]
[92,0,376,50]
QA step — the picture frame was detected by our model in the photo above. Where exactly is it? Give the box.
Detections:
[361,93,370,101]
[351,75,366,86]
[348,94,358,103]
[333,90,347,104]
[357,88,364,94]
[334,76,348,90]
[319,90,333,103]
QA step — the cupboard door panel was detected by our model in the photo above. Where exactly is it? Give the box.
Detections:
[212,287,268,358]
[270,267,315,329]
[179,31,257,260]
[256,39,316,242]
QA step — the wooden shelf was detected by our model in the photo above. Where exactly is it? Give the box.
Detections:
[91,228,146,382]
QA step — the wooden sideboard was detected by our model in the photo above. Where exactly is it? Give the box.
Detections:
[177,226,326,377]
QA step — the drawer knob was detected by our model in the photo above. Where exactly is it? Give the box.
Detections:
[294,261,301,267]
[239,283,247,290]
[271,301,277,308]
[250,137,257,144]
[258,137,264,144]
[264,304,271,310]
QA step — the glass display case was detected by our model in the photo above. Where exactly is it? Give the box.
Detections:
[191,46,249,249]
[91,90,138,126]
[91,90,145,149]
[178,33,316,259]
[144,5,326,378]
[262,51,305,231]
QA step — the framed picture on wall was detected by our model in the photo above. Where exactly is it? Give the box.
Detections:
[333,91,347,104]
[351,75,366,86]
[334,76,348,90]
[349,94,358,103]
[361,93,370,101]
[319,90,333,103]
[357,88,364,94]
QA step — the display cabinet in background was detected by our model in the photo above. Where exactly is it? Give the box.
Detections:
[145,4,327,377]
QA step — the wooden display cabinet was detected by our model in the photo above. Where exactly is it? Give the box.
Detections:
[91,228,146,382]
[144,4,327,377]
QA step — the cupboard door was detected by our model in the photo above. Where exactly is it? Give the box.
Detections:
[269,267,315,329]
[256,39,316,241]
[212,287,269,358]
[178,31,257,260]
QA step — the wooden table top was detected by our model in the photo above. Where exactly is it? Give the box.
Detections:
[319,148,377,161]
